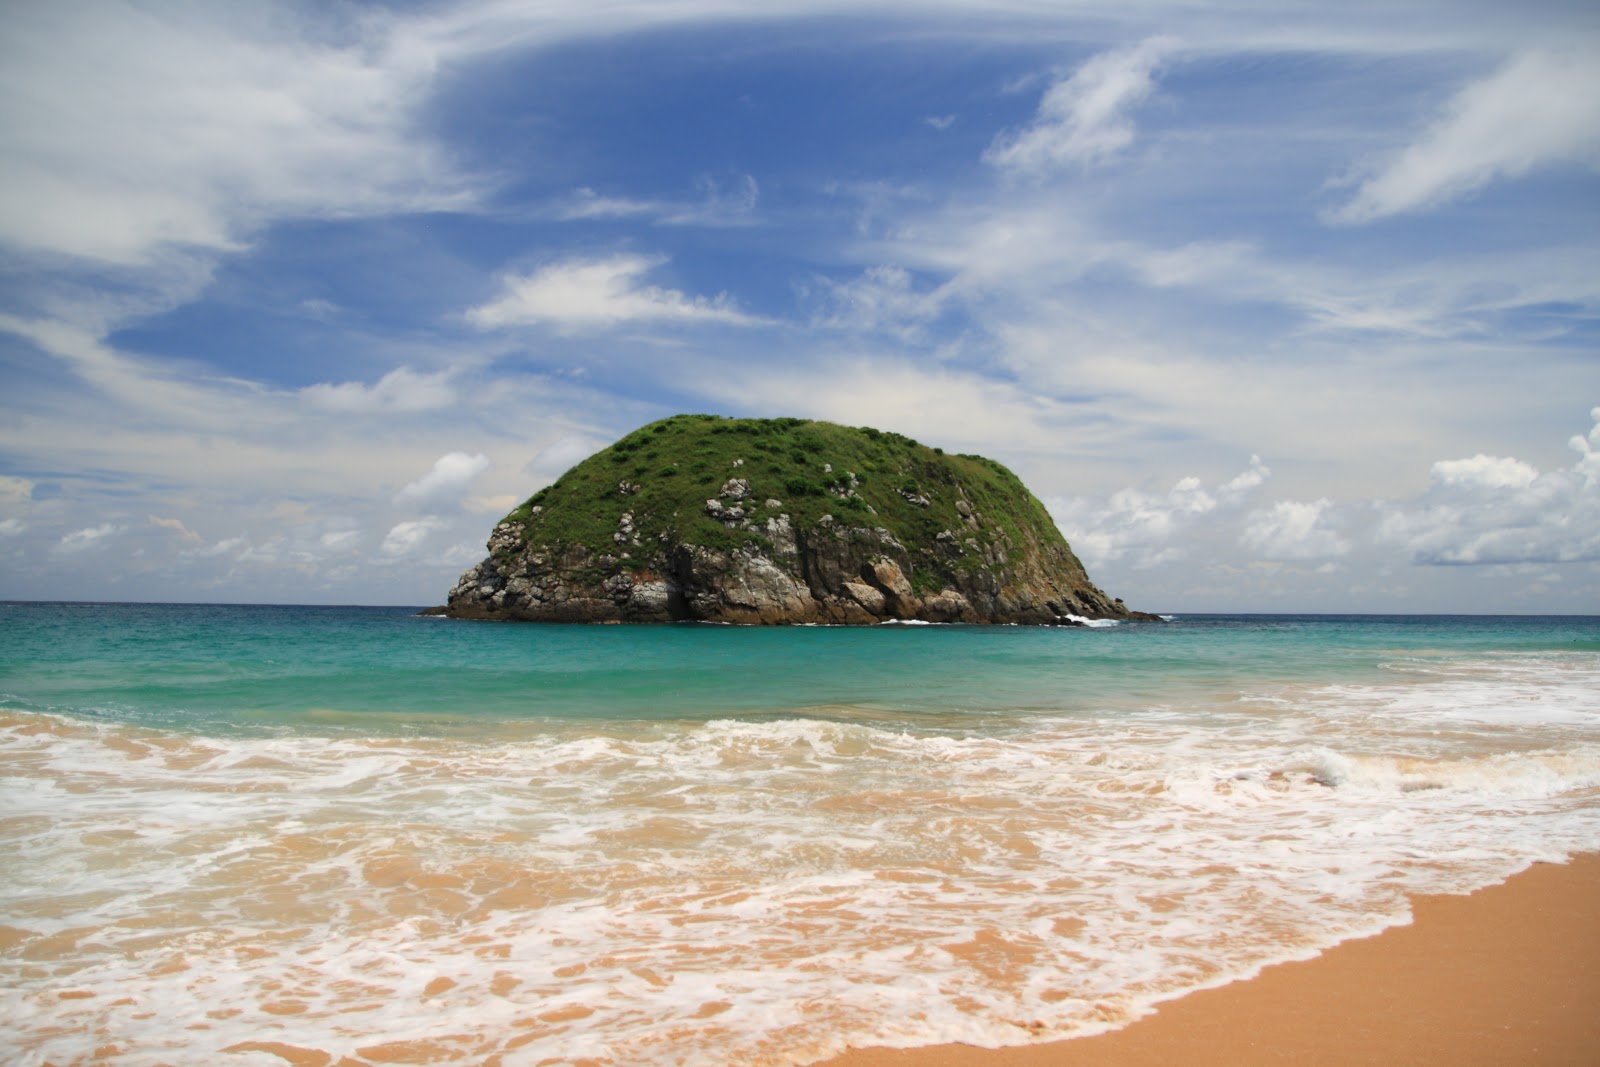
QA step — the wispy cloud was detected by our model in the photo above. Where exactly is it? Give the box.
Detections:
[57,523,124,553]
[1330,45,1600,223]
[301,367,459,414]
[986,37,1175,174]
[380,517,447,558]
[396,452,492,507]
[0,4,476,268]
[149,515,202,544]
[1,1,1594,611]
[555,174,760,226]
[808,265,949,341]
[466,254,765,333]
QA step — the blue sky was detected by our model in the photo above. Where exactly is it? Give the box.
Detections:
[1,0,1597,611]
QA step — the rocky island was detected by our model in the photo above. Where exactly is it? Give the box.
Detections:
[435,415,1156,625]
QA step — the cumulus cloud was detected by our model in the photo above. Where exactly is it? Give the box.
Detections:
[1430,454,1539,490]
[397,451,492,505]
[57,523,124,553]
[301,366,458,414]
[466,255,762,333]
[0,518,25,536]
[1378,408,1600,564]
[381,517,446,558]
[1331,46,1600,223]
[986,37,1175,174]
[1048,455,1270,568]
[1240,499,1350,560]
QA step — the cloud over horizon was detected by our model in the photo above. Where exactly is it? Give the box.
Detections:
[0,0,1594,611]
[1379,410,1600,567]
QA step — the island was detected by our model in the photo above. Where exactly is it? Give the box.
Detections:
[433,415,1157,625]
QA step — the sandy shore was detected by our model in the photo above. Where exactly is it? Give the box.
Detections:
[817,853,1600,1067]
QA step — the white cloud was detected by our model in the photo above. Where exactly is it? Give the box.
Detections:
[986,37,1175,174]
[381,518,446,558]
[0,3,475,267]
[0,518,25,537]
[58,523,124,553]
[466,255,762,333]
[530,435,608,479]
[1240,499,1350,560]
[440,540,487,568]
[810,265,947,341]
[1430,454,1540,490]
[397,452,492,505]
[301,366,458,414]
[691,351,1125,459]
[558,189,659,220]
[1048,455,1270,568]
[667,173,761,226]
[1332,46,1600,223]
[195,536,249,559]
[1220,455,1271,497]
[149,514,202,544]
[320,530,362,552]
[555,174,759,226]
[1378,408,1600,565]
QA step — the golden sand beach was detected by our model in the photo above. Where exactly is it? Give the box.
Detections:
[818,853,1600,1067]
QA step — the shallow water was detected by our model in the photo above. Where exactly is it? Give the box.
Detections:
[3,605,1598,1065]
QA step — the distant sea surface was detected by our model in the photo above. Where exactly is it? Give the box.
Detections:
[4,603,1599,1066]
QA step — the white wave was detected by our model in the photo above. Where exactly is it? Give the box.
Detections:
[4,650,1600,1066]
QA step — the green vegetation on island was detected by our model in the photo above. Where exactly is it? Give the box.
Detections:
[442,415,1149,625]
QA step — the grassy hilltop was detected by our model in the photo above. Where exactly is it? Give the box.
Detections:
[443,414,1142,624]
[496,414,1092,596]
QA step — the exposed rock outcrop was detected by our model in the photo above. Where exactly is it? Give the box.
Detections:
[434,416,1158,626]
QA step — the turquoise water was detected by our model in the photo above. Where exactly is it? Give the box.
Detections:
[3,604,1599,1066]
[6,603,1596,732]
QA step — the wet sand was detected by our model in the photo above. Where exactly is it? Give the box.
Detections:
[818,853,1600,1067]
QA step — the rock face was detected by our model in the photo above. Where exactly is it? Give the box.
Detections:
[437,416,1157,626]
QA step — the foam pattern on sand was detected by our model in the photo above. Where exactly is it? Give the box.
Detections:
[3,651,1600,1066]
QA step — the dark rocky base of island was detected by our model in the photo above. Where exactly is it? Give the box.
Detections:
[433,416,1160,627]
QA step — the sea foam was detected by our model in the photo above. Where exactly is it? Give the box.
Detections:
[3,643,1599,1066]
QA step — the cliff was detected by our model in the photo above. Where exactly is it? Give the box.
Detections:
[437,416,1155,625]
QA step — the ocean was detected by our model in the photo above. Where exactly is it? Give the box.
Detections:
[3,603,1598,1066]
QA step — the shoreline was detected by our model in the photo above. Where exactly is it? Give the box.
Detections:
[816,853,1600,1067]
